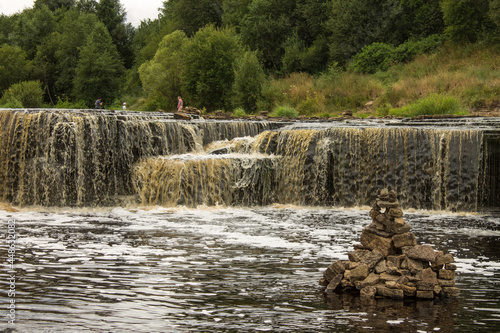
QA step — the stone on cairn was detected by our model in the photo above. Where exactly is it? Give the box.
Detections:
[319,189,459,299]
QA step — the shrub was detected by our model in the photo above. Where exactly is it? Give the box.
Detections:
[232,107,247,117]
[272,105,299,118]
[388,94,466,117]
[1,80,44,108]
[233,51,265,112]
[350,43,395,74]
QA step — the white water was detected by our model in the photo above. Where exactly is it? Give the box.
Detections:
[1,206,499,332]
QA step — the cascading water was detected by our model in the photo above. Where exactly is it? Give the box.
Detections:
[0,109,498,211]
[134,123,499,212]
[0,109,282,207]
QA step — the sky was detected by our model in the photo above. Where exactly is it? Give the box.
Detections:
[0,0,164,27]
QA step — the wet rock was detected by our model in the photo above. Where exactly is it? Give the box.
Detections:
[406,245,438,262]
[173,112,191,120]
[360,286,377,299]
[326,274,343,293]
[360,229,395,257]
[376,286,404,299]
[435,253,455,266]
[438,279,456,287]
[442,287,460,298]
[350,264,369,281]
[416,290,435,299]
[439,269,455,280]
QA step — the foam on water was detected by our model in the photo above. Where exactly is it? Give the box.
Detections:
[0,206,499,332]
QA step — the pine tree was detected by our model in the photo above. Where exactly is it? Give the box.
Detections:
[73,22,124,107]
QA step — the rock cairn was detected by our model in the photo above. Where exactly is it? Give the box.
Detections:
[319,189,459,300]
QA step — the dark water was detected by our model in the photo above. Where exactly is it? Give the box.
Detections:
[1,207,499,332]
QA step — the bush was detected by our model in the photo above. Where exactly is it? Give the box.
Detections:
[271,105,299,118]
[232,107,247,117]
[350,36,443,74]
[1,80,44,108]
[54,97,86,109]
[388,94,466,117]
[233,51,265,112]
[350,43,395,74]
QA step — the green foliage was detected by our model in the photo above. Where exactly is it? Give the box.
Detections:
[232,50,265,112]
[350,35,444,74]
[96,0,134,68]
[222,0,252,31]
[442,0,490,43]
[53,96,86,109]
[271,105,299,118]
[231,107,247,117]
[0,44,31,93]
[1,80,44,108]
[350,43,395,74]
[11,5,56,59]
[73,21,124,107]
[388,94,466,117]
[240,0,296,71]
[139,30,188,110]
[160,0,224,37]
[182,25,243,111]
[400,0,445,38]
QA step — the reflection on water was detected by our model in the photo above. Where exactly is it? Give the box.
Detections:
[1,207,499,332]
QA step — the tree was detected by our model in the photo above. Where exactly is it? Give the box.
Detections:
[442,0,490,43]
[11,5,56,59]
[160,0,223,36]
[73,21,124,106]
[0,44,31,93]
[400,0,445,38]
[34,0,76,11]
[222,0,252,31]
[96,0,134,68]
[240,0,296,71]
[182,25,243,111]
[233,51,265,112]
[326,0,406,66]
[139,30,188,110]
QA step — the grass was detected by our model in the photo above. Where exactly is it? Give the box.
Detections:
[384,94,467,117]
[259,43,499,118]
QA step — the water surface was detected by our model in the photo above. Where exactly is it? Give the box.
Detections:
[1,207,499,332]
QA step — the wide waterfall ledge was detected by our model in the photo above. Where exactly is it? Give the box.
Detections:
[0,109,498,211]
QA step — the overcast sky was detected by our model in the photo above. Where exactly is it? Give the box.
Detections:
[0,0,164,27]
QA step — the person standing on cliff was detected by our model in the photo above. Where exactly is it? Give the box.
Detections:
[177,96,183,112]
[95,98,102,109]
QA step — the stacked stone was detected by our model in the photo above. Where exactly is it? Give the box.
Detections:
[319,189,459,300]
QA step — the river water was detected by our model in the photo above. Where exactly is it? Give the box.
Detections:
[1,206,499,332]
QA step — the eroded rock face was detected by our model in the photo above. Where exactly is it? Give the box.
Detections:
[320,189,459,299]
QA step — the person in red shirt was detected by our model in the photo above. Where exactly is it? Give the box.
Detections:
[177,96,183,111]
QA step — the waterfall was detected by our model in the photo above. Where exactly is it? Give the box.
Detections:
[134,124,498,212]
[0,109,498,211]
[0,110,280,206]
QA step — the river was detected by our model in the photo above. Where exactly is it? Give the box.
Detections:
[1,206,499,332]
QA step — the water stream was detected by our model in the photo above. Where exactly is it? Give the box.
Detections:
[1,207,499,332]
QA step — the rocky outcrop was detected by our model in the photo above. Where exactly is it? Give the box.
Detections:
[319,189,459,299]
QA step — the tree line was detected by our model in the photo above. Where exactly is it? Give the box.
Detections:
[0,0,499,111]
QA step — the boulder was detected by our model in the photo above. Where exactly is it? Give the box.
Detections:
[393,233,417,248]
[360,229,395,257]
[439,269,455,280]
[376,286,404,299]
[350,263,369,281]
[360,286,377,299]
[326,274,343,293]
[406,245,438,262]
[173,112,191,120]
[435,253,455,266]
